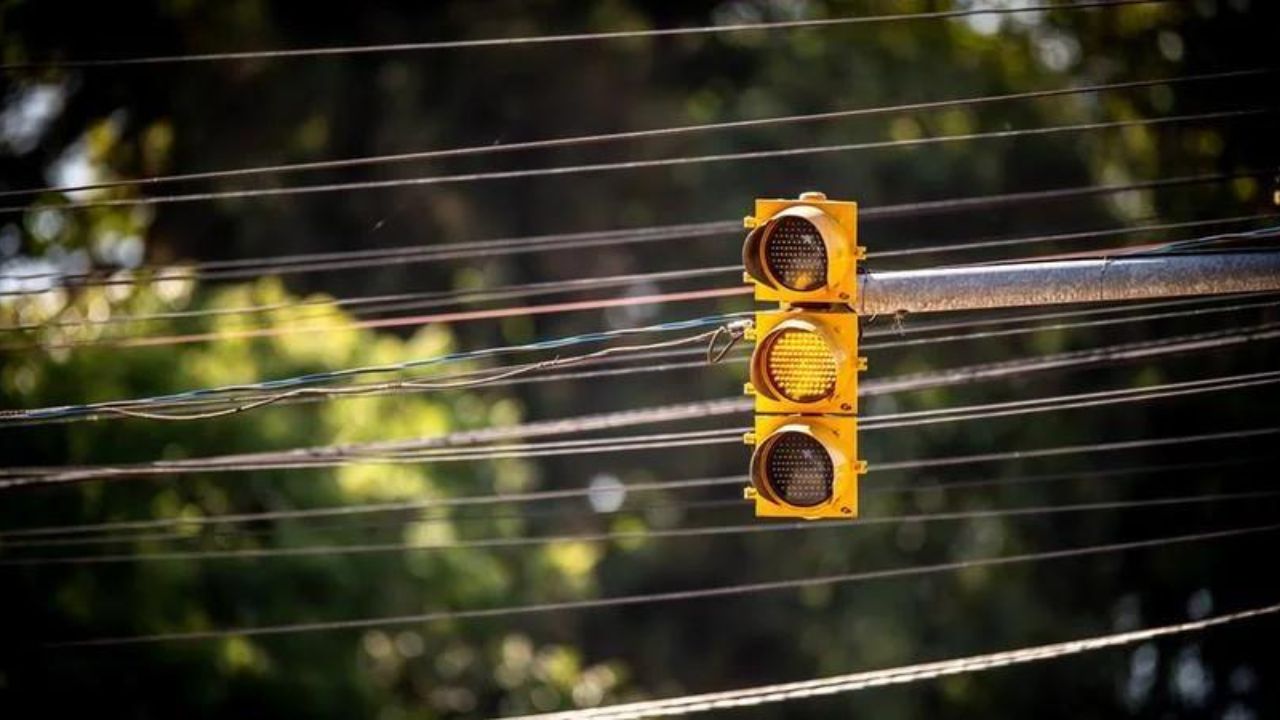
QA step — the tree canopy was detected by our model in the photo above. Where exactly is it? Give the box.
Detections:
[1,1,1277,717]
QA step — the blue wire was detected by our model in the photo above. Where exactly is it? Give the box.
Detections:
[22,311,752,420]
[1131,224,1280,255]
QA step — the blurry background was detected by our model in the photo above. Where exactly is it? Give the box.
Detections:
[1,0,1278,717]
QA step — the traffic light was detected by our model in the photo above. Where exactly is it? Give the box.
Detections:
[742,192,862,304]
[746,311,861,416]
[744,412,861,519]
[742,192,866,520]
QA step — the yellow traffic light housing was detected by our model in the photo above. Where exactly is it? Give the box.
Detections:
[742,192,864,304]
[744,415,863,519]
[745,310,864,416]
[741,192,866,520]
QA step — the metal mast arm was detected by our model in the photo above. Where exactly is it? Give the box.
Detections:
[857,252,1280,314]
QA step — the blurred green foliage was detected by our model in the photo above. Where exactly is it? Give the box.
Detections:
[1,1,1278,718]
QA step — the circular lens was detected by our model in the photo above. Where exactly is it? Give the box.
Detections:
[762,431,834,507]
[763,328,838,403]
[764,216,827,291]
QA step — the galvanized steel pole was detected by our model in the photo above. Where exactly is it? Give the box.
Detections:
[857,252,1280,315]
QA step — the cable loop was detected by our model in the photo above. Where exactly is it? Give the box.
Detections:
[707,320,750,364]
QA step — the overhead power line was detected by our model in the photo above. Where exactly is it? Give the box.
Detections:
[2,169,1268,297]
[6,217,1277,352]
[526,295,1280,377]
[5,456,1263,548]
[3,301,1275,436]
[3,312,1274,443]
[28,327,739,421]
[863,297,1280,351]
[7,267,1278,427]
[363,370,1280,464]
[0,475,748,541]
[0,67,1262,200]
[874,213,1280,261]
[3,372,1274,488]
[11,286,753,351]
[9,254,1274,352]
[44,521,1277,648]
[2,107,1265,214]
[360,372,1280,463]
[14,307,1268,427]
[866,290,1278,340]
[3,263,743,331]
[961,223,1280,265]
[865,321,1280,395]
[5,0,1166,70]
[871,427,1280,474]
[1,222,736,287]
[864,369,1280,431]
[0,312,750,421]
[25,239,1275,352]
[6,438,1267,548]
[508,601,1280,720]
[859,169,1274,221]
[7,489,1273,567]
[56,310,1280,438]
[5,213,1276,336]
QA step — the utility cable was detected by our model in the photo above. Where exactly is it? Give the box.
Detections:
[4,433,1269,544]
[8,212,1276,336]
[0,497,750,551]
[7,489,1273,567]
[510,601,1280,720]
[0,66,1256,200]
[17,310,1268,427]
[4,306,1274,434]
[862,369,1280,430]
[3,370,1275,488]
[331,372,1280,464]
[8,217,1278,352]
[860,169,1273,221]
[4,264,744,331]
[15,286,753,351]
[6,318,741,416]
[863,289,1277,339]
[5,456,1263,549]
[44,520,1278,648]
[0,476,747,542]
[0,429,744,487]
[862,297,1280,351]
[864,321,1280,396]
[0,312,751,421]
[3,169,1268,296]
[7,298,1273,429]
[358,370,1277,464]
[874,212,1280,260]
[26,257,1280,352]
[872,427,1279,473]
[1,222,736,287]
[1126,223,1280,255]
[3,1,1166,70]
[966,223,1280,265]
[1,108,1264,214]
[6,256,1278,429]
[6,456,1268,552]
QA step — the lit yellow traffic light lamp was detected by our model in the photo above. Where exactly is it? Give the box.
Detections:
[742,191,865,304]
[745,311,864,415]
